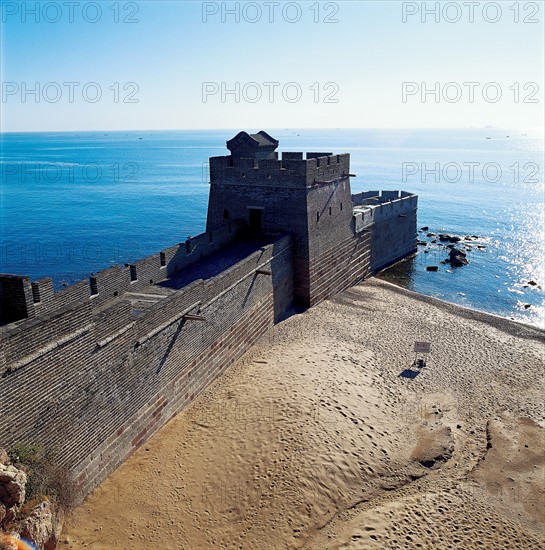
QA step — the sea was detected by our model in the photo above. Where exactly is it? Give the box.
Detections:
[1,128,543,328]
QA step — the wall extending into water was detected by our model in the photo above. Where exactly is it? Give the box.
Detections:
[353,191,418,274]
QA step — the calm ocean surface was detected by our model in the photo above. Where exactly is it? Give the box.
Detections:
[1,128,543,327]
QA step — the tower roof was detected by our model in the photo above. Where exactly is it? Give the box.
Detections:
[226,131,279,159]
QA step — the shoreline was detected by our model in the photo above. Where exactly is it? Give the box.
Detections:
[375,277,545,340]
[62,277,545,549]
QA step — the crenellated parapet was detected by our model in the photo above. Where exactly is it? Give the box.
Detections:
[210,152,351,188]
[352,190,418,227]
[0,221,245,327]
[352,190,417,207]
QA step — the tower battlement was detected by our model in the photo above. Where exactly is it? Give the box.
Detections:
[210,152,351,188]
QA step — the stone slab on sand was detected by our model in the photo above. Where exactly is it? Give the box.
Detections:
[62,279,545,549]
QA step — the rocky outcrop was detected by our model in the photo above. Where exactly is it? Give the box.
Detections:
[19,500,64,550]
[0,449,65,550]
[0,465,27,508]
[448,247,469,267]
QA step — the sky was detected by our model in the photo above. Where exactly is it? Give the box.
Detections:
[0,0,543,131]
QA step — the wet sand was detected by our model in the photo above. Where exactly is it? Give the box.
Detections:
[62,279,545,549]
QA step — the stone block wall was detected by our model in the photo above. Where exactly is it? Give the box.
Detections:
[208,153,357,306]
[353,192,418,274]
[296,230,372,307]
[0,234,293,498]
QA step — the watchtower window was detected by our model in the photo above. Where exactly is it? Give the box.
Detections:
[31,283,41,303]
[160,252,166,267]
[316,212,320,222]
[329,206,332,216]
[248,208,263,233]
[223,209,230,220]
[340,202,343,211]
[130,265,137,282]
[90,276,99,296]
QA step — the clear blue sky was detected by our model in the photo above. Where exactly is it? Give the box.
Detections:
[1,0,543,131]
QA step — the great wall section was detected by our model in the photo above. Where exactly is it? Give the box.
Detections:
[0,131,417,500]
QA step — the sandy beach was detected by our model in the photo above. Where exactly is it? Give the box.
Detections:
[61,278,545,549]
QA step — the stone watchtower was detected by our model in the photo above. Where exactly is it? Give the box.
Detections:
[206,131,364,307]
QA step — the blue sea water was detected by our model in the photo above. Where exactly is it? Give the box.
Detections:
[1,128,543,327]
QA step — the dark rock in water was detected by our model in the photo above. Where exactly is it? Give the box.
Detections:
[446,244,455,249]
[448,236,461,243]
[450,255,469,267]
[427,233,435,237]
[449,247,467,257]
[439,234,451,241]
[528,280,537,286]
[444,258,451,263]
[440,260,447,265]
[524,304,532,309]
[421,226,429,231]
[464,236,472,240]
[431,239,437,243]
[424,250,429,254]
[417,241,427,246]
[472,235,479,239]
[477,245,486,249]
[427,266,439,271]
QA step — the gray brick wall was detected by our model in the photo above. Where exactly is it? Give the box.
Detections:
[0,235,294,499]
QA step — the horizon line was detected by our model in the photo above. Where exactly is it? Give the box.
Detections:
[1,125,544,135]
